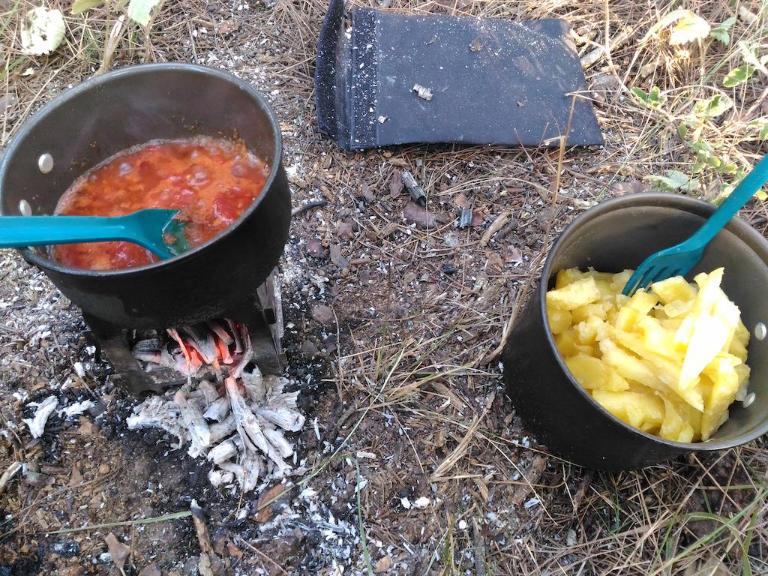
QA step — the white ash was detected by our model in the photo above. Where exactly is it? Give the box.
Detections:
[127,365,304,492]
[73,361,86,378]
[524,497,540,509]
[58,399,95,419]
[23,396,58,438]
[126,396,186,448]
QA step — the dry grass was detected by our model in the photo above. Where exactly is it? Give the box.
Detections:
[1,0,767,574]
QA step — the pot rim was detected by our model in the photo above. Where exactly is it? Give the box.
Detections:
[539,192,768,451]
[0,62,284,278]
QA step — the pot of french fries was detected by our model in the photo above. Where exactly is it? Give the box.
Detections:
[503,193,768,469]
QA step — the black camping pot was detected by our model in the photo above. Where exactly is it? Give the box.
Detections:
[0,63,291,329]
[503,193,768,470]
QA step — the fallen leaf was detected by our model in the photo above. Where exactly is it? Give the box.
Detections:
[453,193,470,209]
[389,170,404,198]
[357,182,375,203]
[104,533,130,576]
[485,252,504,273]
[226,541,243,559]
[310,304,334,326]
[20,7,66,56]
[403,201,445,229]
[504,245,523,265]
[216,19,239,35]
[253,483,288,523]
[76,416,98,435]
[69,464,83,487]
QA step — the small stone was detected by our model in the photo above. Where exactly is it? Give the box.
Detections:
[139,564,162,576]
[337,222,354,240]
[374,556,393,573]
[311,304,334,325]
[98,463,110,475]
[182,555,199,576]
[329,244,349,269]
[300,340,320,357]
[413,496,430,509]
[306,239,326,258]
[441,263,457,275]
[458,519,468,530]
[566,529,577,547]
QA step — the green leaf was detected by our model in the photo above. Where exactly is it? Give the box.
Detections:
[631,86,664,108]
[645,170,698,192]
[127,0,162,26]
[71,0,104,14]
[737,40,762,70]
[709,16,736,45]
[723,65,755,88]
[690,141,715,164]
[693,94,733,118]
[749,118,768,140]
[669,11,711,45]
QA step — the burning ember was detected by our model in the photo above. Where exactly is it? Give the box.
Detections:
[127,320,304,492]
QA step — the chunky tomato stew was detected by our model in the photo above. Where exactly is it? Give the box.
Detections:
[53,137,268,270]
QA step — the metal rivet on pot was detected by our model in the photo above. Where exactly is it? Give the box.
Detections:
[18,200,31,216]
[38,153,54,174]
[755,322,767,341]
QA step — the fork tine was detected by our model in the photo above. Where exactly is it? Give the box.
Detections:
[668,266,685,280]
[624,261,651,295]
[649,267,669,286]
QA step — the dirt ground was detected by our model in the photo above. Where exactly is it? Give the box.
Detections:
[1,0,768,574]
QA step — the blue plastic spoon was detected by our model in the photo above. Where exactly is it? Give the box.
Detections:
[0,209,187,260]
[623,155,768,296]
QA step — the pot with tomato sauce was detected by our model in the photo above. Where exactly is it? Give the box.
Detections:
[0,64,291,329]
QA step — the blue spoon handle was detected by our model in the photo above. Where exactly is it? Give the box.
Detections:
[0,214,148,249]
[690,154,768,246]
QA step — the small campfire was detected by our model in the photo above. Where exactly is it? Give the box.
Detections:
[127,319,304,492]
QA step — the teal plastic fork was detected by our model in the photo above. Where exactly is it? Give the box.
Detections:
[0,208,187,260]
[623,155,768,296]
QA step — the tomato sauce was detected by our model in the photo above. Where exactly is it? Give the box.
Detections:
[53,137,268,271]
